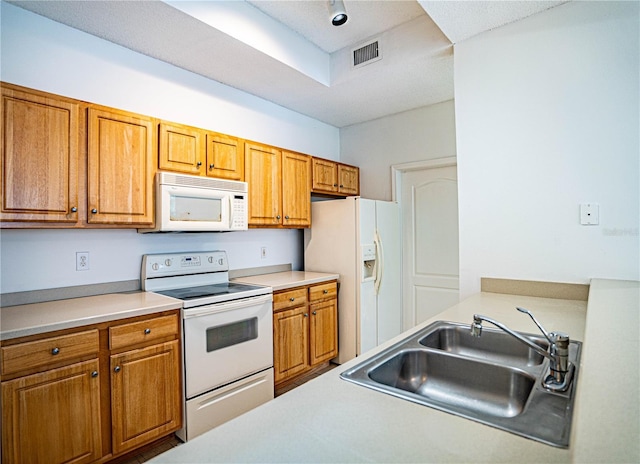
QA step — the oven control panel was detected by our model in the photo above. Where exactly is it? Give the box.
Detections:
[141,251,228,282]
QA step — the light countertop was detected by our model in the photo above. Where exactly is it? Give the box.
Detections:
[232,271,339,291]
[0,292,182,340]
[148,280,640,463]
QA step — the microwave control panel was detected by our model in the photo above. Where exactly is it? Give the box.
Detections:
[231,195,248,230]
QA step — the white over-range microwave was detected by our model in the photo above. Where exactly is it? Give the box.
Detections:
[141,172,248,232]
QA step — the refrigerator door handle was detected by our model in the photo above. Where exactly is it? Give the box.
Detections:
[374,230,384,295]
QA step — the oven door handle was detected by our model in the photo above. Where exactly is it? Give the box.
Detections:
[182,294,273,319]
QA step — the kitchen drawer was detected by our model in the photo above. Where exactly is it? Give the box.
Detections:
[308,281,337,302]
[109,314,179,350]
[273,288,307,312]
[1,329,99,376]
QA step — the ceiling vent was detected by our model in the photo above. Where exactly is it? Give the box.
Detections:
[352,39,381,68]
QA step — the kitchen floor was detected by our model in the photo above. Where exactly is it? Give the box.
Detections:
[118,363,337,464]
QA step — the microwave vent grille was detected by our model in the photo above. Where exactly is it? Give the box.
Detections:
[158,172,247,193]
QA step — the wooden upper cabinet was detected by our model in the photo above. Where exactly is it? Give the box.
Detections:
[282,151,311,227]
[311,157,359,196]
[338,164,359,195]
[158,122,243,181]
[0,83,80,223]
[158,122,205,175]
[206,133,244,181]
[311,158,339,193]
[87,106,156,226]
[245,142,282,226]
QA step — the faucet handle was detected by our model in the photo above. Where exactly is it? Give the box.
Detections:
[516,307,553,344]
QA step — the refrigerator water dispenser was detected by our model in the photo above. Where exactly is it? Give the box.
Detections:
[361,244,376,281]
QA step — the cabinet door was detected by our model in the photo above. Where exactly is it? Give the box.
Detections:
[338,164,360,196]
[206,133,244,181]
[311,158,338,193]
[87,107,155,225]
[1,85,80,223]
[309,299,338,366]
[245,142,282,226]
[273,306,309,384]
[158,122,205,175]
[110,340,181,455]
[282,151,311,228]
[1,359,102,464]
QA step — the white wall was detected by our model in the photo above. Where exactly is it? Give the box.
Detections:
[0,3,338,294]
[455,1,640,297]
[340,100,456,200]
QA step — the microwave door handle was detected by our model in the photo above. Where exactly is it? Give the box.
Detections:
[228,195,234,228]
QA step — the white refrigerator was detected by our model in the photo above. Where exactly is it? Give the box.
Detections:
[304,197,402,364]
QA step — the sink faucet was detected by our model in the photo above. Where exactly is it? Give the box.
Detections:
[471,307,574,392]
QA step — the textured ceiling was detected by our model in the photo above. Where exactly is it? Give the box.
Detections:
[7,1,568,128]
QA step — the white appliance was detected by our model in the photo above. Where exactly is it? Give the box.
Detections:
[140,172,248,232]
[304,197,402,364]
[142,251,274,442]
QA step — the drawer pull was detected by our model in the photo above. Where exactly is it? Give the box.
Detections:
[144,328,151,334]
[289,298,295,302]
[323,289,328,294]
[51,347,60,355]
[91,371,98,378]
[114,366,121,373]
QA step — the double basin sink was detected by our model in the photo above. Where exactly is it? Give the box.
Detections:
[340,321,582,448]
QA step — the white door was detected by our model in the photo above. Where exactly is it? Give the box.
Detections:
[400,165,459,329]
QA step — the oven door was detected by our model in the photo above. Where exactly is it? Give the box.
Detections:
[183,294,273,399]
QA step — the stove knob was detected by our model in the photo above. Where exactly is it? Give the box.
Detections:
[152,263,159,271]
[218,258,224,265]
[165,259,172,266]
[208,256,214,263]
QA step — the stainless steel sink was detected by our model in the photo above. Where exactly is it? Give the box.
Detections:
[340,320,582,448]
[419,323,549,367]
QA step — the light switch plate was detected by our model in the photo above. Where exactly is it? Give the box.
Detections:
[580,203,599,225]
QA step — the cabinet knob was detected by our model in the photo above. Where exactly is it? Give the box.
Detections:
[276,215,281,220]
[289,297,295,302]
[91,208,97,214]
[91,371,98,378]
[285,215,290,220]
[51,347,60,355]
[71,207,77,213]
[304,313,308,317]
[333,183,338,187]
[340,184,344,188]
[144,328,151,334]
[197,161,202,166]
[323,289,328,294]
[313,311,317,315]
[114,366,121,373]
[209,163,215,169]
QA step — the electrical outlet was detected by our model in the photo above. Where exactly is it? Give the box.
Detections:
[261,247,267,259]
[76,252,90,271]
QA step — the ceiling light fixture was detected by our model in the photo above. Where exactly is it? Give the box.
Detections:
[329,0,348,26]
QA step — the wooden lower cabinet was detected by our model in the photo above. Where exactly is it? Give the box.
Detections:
[1,359,102,464]
[111,340,181,455]
[273,281,338,386]
[273,306,310,383]
[0,310,182,464]
[309,299,339,365]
